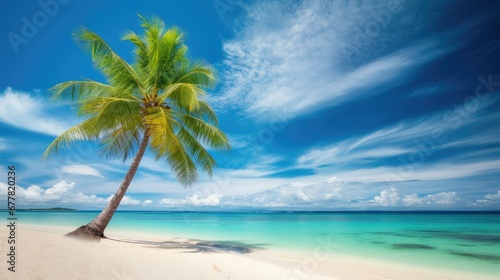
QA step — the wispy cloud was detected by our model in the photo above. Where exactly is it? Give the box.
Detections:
[0,87,73,135]
[214,0,458,121]
[135,156,172,173]
[408,85,444,97]
[0,138,7,150]
[60,164,104,178]
[297,95,500,181]
[332,159,500,182]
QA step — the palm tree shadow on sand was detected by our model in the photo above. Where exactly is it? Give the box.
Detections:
[105,237,268,254]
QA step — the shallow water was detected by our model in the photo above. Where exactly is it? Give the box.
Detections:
[12,211,500,275]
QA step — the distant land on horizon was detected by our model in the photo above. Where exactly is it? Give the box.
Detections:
[11,209,500,213]
[14,207,77,211]
[2,209,500,213]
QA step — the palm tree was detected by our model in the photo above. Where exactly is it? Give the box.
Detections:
[43,15,230,239]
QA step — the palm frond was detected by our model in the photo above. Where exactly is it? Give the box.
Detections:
[178,113,230,151]
[100,124,143,161]
[46,15,230,189]
[158,83,205,110]
[156,27,186,87]
[145,106,198,186]
[144,106,175,153]
[50,80,113,102]
[138,14,166,91]
[78,97,141,123]
[74,26,144,97]
[191,99,219,125]
[43,120,100,158]
[121,30,148,79]
[165,136,198,187]
[173,59,216,89]
[177,127,216,176]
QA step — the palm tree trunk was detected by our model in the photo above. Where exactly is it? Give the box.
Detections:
[66,133,150,240]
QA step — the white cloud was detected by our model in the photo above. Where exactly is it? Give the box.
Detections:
[0,87,73,135]
[374,188,460,207]
[23,185,44,199]
[224,179,345,208]
[403,193,422,206]
[404,192,461,206]
[158,198,184,206]
[222,167,273,178]
[476,190,500,206]
[187,194,222,206]
[159,194,222,207]
[206,179,466,209]
[485,191,500,200]
[0,181,145,208]
[423,192,460,205]
[0,181,104,205]
[60,165,104,177]
[106,194,141,205]
[0,178,491,209]
[45,181,75,195]
[70,192,107,204]
[214,0,455,121]
[326,176,342,183]
[374,188,400,206]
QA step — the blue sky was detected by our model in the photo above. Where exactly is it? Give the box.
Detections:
[1,0,500,210]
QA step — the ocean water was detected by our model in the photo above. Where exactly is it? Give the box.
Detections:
[13,211,500,275]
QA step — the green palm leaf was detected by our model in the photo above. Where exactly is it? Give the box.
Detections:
[44,14,231,238]
[45,14,230,188]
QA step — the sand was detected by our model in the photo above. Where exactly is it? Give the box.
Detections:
[0,224,497,280]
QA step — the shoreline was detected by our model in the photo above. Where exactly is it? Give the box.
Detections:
[0,223,497,279]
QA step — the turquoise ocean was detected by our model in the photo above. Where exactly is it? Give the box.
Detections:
[13,211,500,275]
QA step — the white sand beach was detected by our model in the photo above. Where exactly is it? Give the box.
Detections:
[0,224,496,280]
